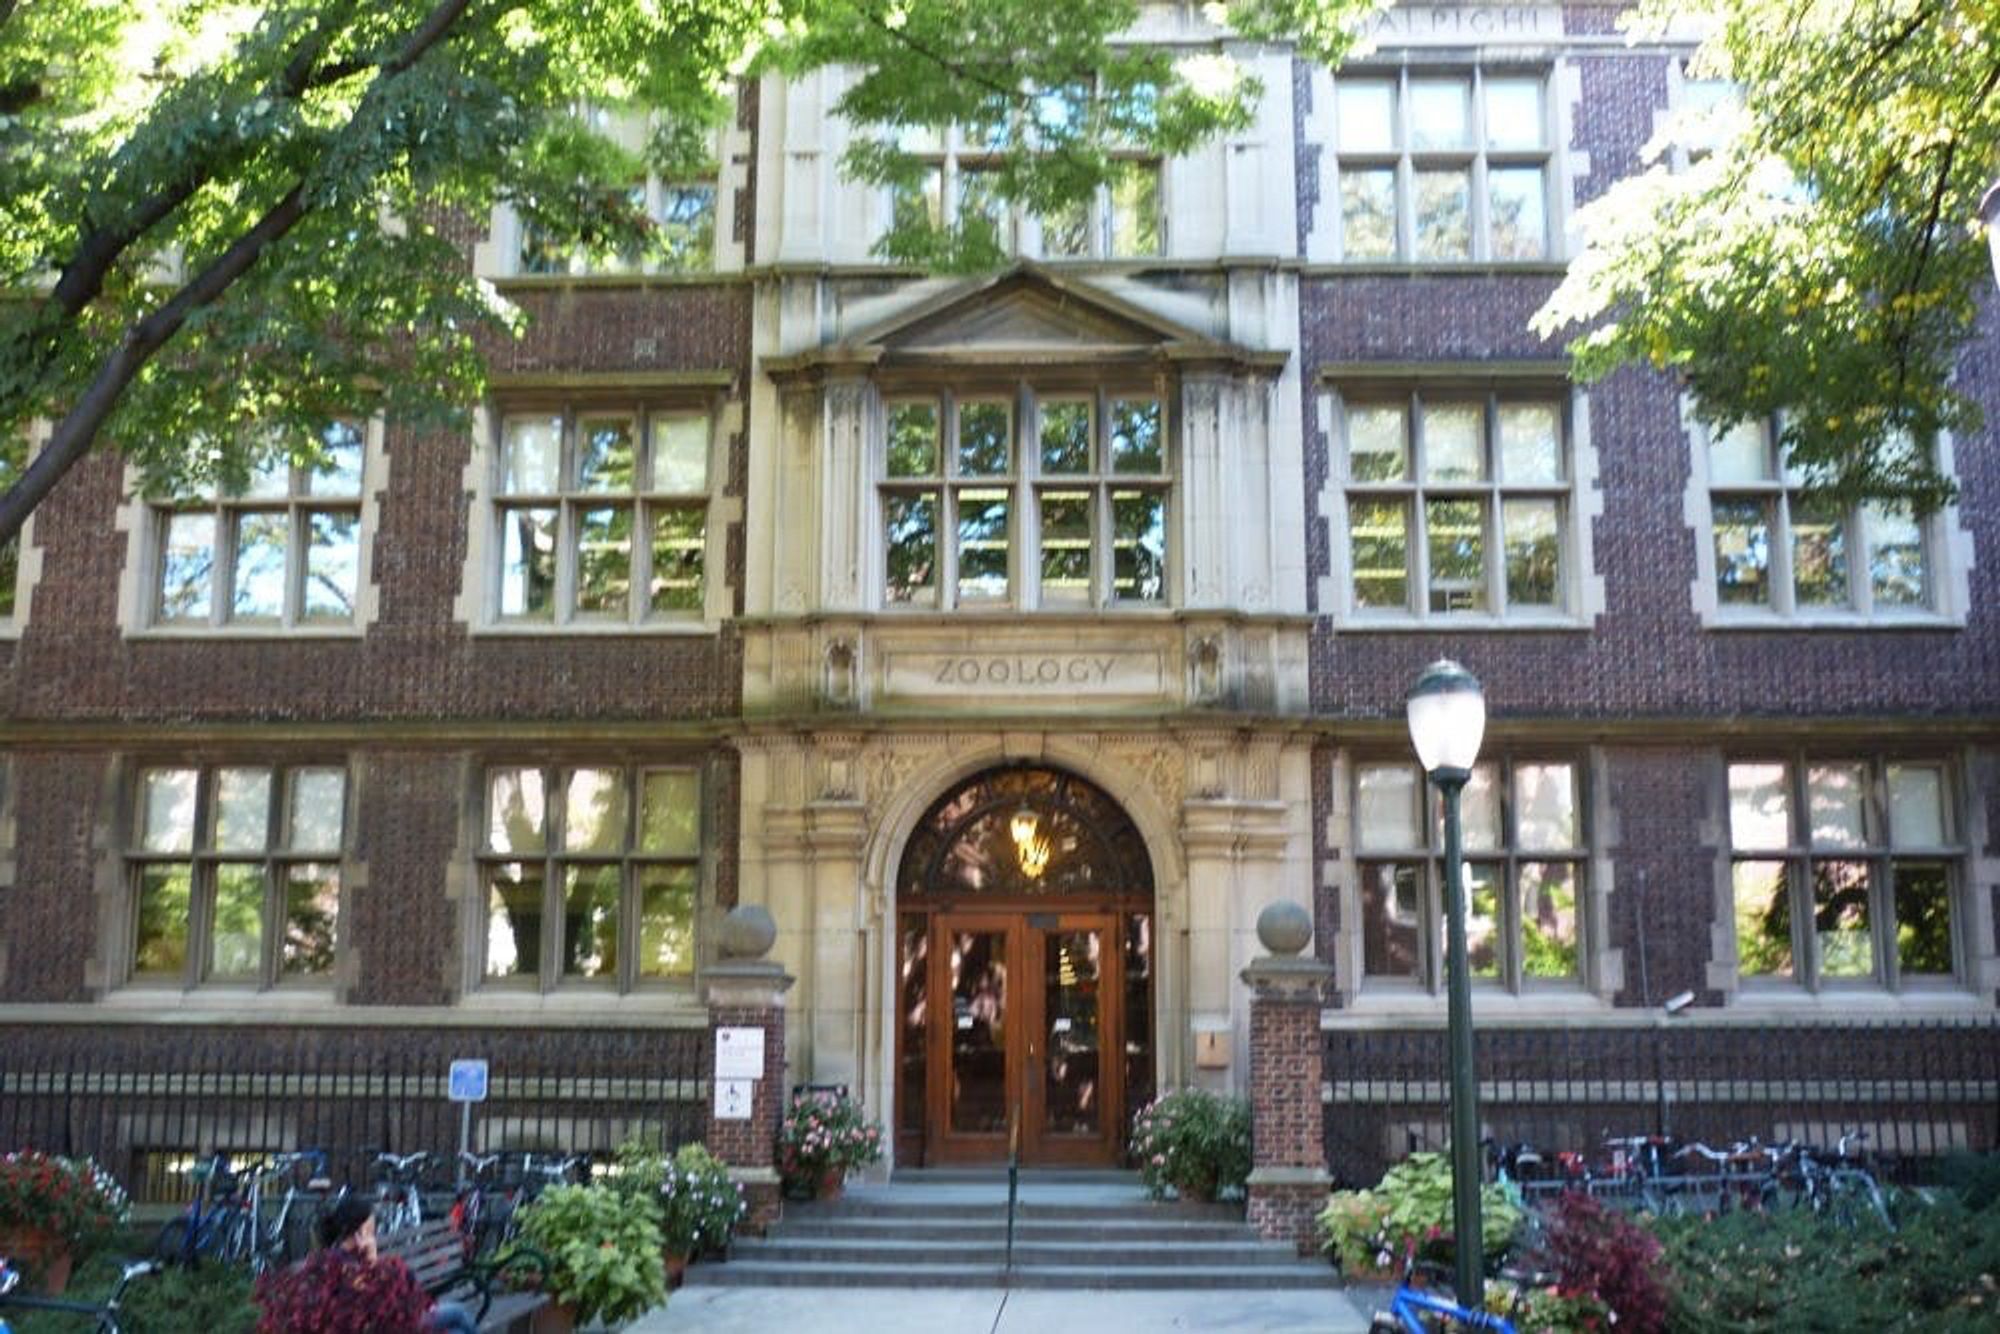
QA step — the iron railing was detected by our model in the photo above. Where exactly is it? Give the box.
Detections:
[1322,1018,2000,1187]
[0,1024,709,1202]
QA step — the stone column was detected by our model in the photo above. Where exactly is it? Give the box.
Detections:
[1240,900,1333,1255]
[705,906,795,1234]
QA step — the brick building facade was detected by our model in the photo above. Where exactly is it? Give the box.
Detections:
[1,2,1994,1196]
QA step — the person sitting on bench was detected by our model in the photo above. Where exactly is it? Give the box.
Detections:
[319,1195,478,1334]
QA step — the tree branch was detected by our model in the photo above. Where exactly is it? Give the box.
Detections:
[0,0,480,544]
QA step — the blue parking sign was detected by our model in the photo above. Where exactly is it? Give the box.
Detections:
[448,1058,489,1103]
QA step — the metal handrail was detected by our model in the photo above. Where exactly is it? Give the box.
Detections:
[1004,1115,1020,1281]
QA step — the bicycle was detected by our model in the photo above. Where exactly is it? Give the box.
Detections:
[249,1149,335,1271]
[153,1151,256,1269]
[0,1258,159,1334]
[1368,1242,1552,1334]
[373,1150,433,1235]
[449,1151,512,1259]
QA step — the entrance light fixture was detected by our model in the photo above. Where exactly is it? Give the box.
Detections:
[1011,806,1052,879]
[1405,657,1487,1308]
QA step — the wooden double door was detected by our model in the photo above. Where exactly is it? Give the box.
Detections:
[913,909,1131,1166]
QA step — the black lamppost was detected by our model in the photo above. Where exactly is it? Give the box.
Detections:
[1406,658,1488,1306]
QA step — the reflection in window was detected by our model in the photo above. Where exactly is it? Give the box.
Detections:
[1727,757,1960,988]
[1342,395,1568,618]
[152,423,364,629]
[480,763,702,989]
[1355,757,1584,991]
[128,764,347,987]
[881,389,1167,609]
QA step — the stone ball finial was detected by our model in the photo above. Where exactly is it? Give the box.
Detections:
[718,904,778,960]
[1256,900,1313,957]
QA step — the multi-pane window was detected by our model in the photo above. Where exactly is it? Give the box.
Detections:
[130,765,346,987]
[1354,759,1586,991]
[492,407,710,625]
[1707,421,1934,616]
[517,106,716,276]
[1333,69,1552,262]
[480,764,701,989]
[1342,394,1569,617]
[520,178,717,276]
[889,122,1162,260]
[153,422,364,629]
[882,388,1168,609]
[1727,758,1959,990]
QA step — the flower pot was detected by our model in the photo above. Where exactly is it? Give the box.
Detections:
[664,1250,690,1290]
[528,1300,578,1334]
[816,1167,846,1202]
[0,1226,74,1295]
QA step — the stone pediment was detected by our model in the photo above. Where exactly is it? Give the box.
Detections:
[763,265,1287,381]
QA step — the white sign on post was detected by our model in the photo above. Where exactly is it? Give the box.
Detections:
[448,1059,490,1103]
[714,1027,765,1080]
[714,1078,754,1121]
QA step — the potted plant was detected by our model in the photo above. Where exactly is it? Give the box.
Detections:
[1316,1152,1522,1277]
[610,1137,746,1286]
[778,1089,883,1200]
[253,1245,434,1334]
[0,1150,130,1294]
[1129,1088,1251,1203]
[512,1182,665,1330]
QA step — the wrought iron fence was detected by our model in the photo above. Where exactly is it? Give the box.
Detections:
[0,1024,709,1203]
[1322,1018,2000,1187]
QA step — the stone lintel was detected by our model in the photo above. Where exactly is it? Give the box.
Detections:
[1246,1166,1332,1188]
[705,962,796,1009]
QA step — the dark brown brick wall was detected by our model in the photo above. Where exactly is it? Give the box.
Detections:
[6,750,105,1002]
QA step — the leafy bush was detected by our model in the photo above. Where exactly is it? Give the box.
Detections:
[612,1136,746,1258]
[1484,1277,1613,1334]
[1654,1191,2000,1332]
[7,1229,254,1334]
[513,1183,665,1325]
[1529,1191,1668,1334]
[1129,1088,1251,1201]
[1316,1152,1521,1272]
[1937,1149,2000,1212]
[253,1247,431,1334]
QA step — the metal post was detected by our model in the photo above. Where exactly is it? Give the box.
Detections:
[1434,768,1484,1307]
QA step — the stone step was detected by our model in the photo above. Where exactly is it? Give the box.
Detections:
[731,1237,1309,1267]
[775,1216,1255,1243]
[685,1260,1342,1290]
[786,1196,1242,1222]
[890,1168,1141,1186]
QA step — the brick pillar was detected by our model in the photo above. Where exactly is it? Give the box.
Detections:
[1240,900,1333,1255]
[704,906,794,1235]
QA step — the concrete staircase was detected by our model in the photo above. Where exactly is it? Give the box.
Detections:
[686,1168,1341,1290]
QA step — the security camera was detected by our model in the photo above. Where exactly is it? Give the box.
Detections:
[1662,990,1695,1015]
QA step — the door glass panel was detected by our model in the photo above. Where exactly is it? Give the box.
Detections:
[1042,928,1102,1136]
[899,916,929,1143]
[949,929,1009,1134]
[1123,914,1154,1124]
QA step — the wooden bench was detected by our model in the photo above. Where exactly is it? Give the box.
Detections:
[377,1217,551,1334]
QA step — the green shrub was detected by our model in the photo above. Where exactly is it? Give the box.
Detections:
[1654,1192,2000,1333]
[1129,1088,1251,1201]
[513,1183,665,1325]
[1316,1152,1521,1273]
[7,1229,254,1334]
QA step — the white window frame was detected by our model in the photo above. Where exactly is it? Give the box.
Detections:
[509,106,719,278]
[1329,65,1555,264]
[876,382,1173,611]
[138,421,375,635]
[125,762,349,991]
[1330,386,1592,627]
[1688,410,1969,627]
[475,761,706,994]
[1721,755,1967,994]
[483,401,718,631]
[1350,755,1592,996]
[883,121,1164,262]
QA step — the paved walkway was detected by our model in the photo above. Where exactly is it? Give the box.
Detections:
[626,1283,1381,1332]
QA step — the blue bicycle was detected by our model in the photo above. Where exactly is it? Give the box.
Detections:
[152,1151,253,1268]
[1368,1244,1552,1334]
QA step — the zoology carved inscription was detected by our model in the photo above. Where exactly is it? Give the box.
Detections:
[885,649,1165,699]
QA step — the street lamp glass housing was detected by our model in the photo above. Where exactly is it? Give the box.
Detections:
[1406,659,1486,774]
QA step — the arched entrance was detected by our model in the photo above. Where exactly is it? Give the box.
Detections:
[894,765,1156,1166]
